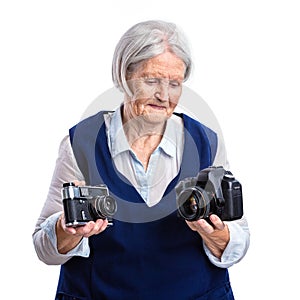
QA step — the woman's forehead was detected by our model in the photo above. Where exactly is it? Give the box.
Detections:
[134,52,185,80]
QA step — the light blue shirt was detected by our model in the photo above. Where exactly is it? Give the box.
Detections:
[35,109,250,268]
[104,107,184,207]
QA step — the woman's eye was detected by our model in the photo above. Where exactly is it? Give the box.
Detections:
[145,78,159,84]
[169,80,181,87]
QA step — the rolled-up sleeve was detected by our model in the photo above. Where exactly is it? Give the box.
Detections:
[32,136,89,265]
[203,134,250,268]
[203,216,250,268]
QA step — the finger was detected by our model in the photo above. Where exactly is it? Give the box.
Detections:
[209,214,226,231]
[98,219,109,232]
[92,219,108,234]
[198,219,215,234]
[82,219,108,237]
[60,214,78,235]
[185,220,198,231]
[64,226,77,235]
[73,180,86,187]
[188,219,214,234]
[81,221,96,237]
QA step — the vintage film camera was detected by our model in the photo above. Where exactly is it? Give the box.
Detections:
[176,166,243,222]
[62,182,117,227]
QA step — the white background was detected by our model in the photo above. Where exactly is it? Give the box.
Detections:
[1,1,299,299]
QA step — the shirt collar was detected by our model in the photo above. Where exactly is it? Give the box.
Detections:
[108,106,181,159]
[109,106,131,158]
[158,116,180,158]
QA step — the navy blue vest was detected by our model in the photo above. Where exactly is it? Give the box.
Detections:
[55,111,234,300]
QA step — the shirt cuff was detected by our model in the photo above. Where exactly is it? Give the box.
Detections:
[203,221,250,268]
[41,212,90,258]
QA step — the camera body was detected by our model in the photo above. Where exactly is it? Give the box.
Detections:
[176,166,243,222]
[62,182,117,227]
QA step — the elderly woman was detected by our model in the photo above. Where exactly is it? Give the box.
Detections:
[33,20,250,300]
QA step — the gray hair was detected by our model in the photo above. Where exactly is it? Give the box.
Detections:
[112,20,192,96]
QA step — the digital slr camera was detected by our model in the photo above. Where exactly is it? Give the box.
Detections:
[62,182,117,227]
[176,166,243,222]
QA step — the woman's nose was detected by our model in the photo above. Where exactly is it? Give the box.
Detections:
[154,83,169,102]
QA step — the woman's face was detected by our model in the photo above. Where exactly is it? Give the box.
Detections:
[124,51,185,124]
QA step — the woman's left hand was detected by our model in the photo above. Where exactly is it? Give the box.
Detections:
[186,214,230,259]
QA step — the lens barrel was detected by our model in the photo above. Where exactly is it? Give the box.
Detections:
[89,195,117,219]
[177,187,210,221]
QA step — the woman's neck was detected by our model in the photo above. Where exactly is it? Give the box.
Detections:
[121,105,166,147]
[121,105,167,170]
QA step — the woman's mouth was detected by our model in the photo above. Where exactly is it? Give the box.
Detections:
[147,104,166,110]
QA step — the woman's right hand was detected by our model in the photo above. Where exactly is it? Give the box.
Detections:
[56,213,109,254]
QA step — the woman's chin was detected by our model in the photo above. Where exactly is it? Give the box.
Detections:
[142,112,169,124]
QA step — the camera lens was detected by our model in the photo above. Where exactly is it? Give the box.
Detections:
[101,196,117,216]
[177,187,210,221]
[89,195,117,219]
